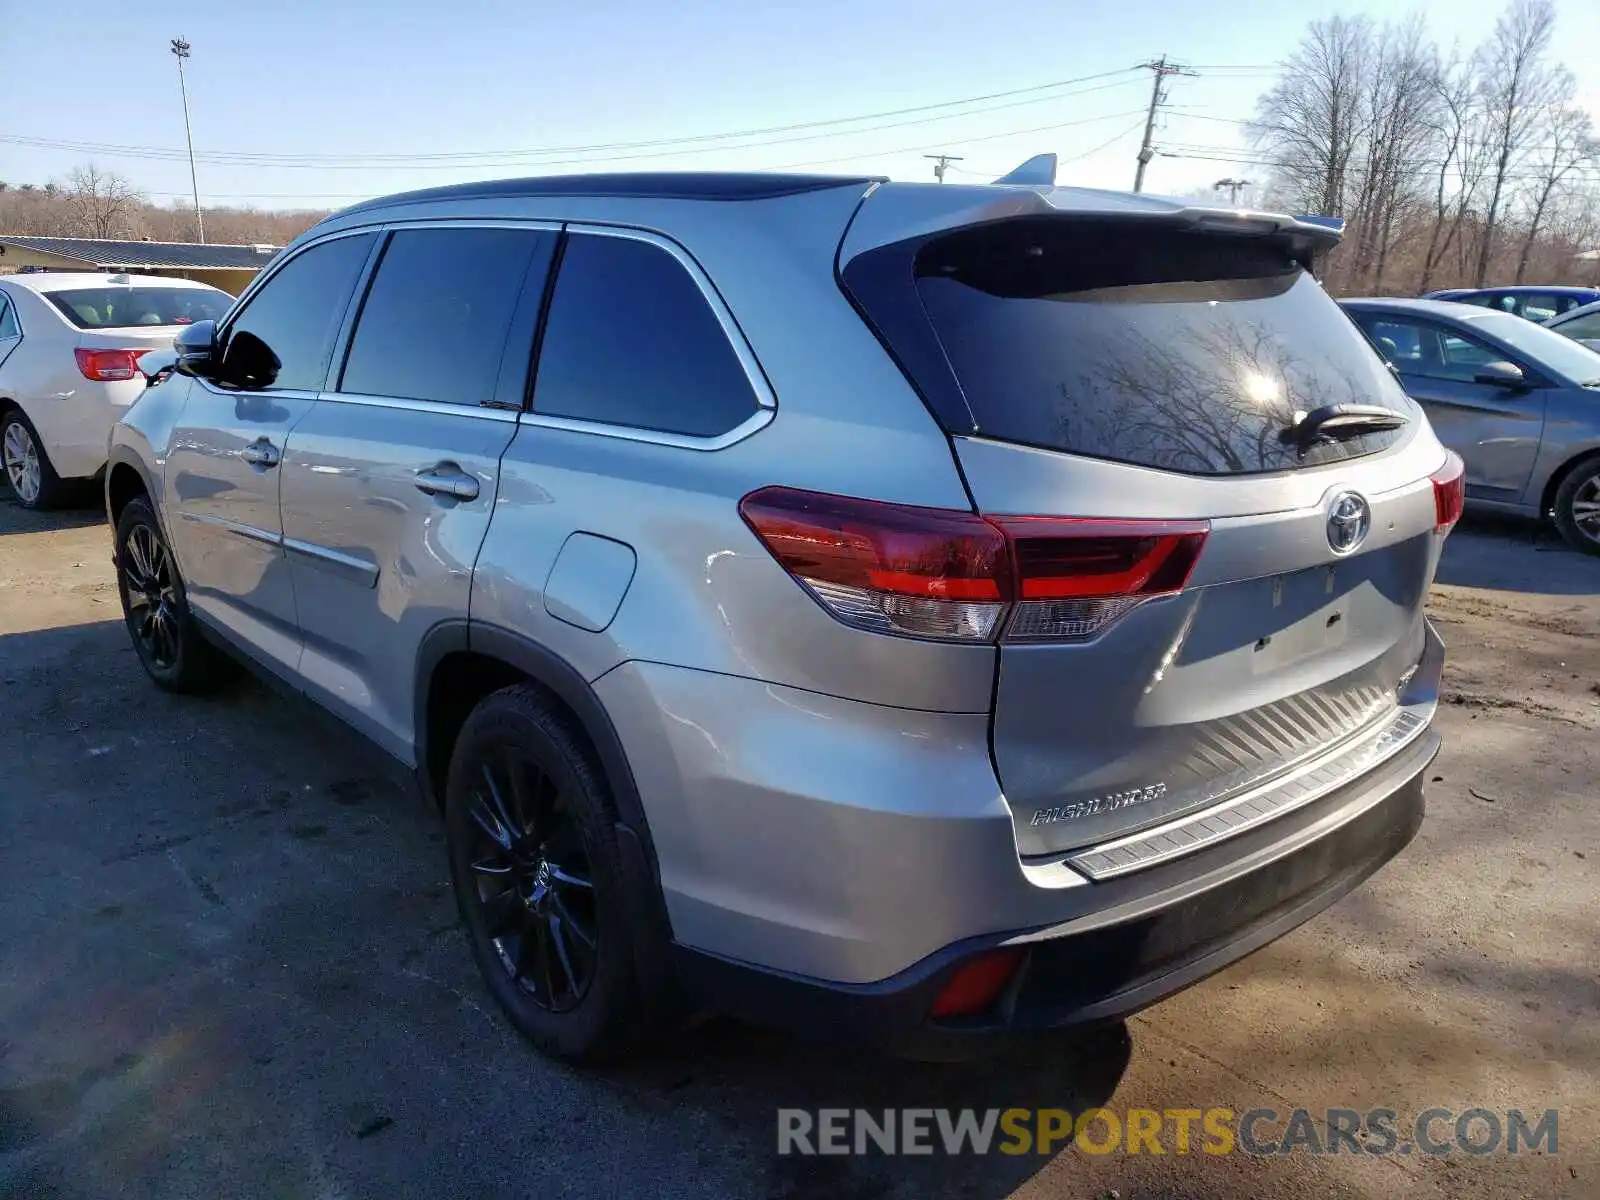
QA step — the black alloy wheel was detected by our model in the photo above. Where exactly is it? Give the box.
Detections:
[445,685,655,1062]
[113,496,235,693]
[465,744,600,1013]
[121,519,182,671]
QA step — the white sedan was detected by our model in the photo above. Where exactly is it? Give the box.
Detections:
[0,272,232,508]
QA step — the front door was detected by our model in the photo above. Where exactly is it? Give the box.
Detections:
[279,224,555,760]
[1352,313,1546,502]
[163,231,377,675]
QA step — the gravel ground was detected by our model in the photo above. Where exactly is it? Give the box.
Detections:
[0,494,1595,1200]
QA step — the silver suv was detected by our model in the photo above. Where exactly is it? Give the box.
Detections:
[108,173,1458,1061]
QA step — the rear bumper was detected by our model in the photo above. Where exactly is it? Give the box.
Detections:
[674,724,1436,1059]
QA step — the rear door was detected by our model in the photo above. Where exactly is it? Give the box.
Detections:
[844,213,1449,858]
[278,223,554,761]
[1351,311,1545,501]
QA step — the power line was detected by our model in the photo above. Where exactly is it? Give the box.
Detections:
[0,69,1147,170]
[765,109,1149,172]
[924,154,963,183]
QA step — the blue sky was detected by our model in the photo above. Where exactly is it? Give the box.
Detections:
[2,0,1597,213]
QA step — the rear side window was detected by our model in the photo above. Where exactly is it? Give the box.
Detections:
[897,218,1411,475]
[45,286,229,329]
[222,233,375,392]
[531,233,759,437]
[0,295,17,340]
[341,226,552,406]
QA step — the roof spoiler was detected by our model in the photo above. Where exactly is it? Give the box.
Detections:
[1293,214,1346,236]
[992,154,1058,187]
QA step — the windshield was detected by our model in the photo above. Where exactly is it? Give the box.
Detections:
[1466,310,1600,383]
[910,217,1413,475]
[46,286,231,330]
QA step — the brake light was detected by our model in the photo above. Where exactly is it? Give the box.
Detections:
[75,347,145,382]
[739,487,1209,644]
[1431,451,1465,535]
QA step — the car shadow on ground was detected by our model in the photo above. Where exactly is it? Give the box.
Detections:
[1433,512,1600,594]
[0,489,106,533]
[0,613,1130,1199]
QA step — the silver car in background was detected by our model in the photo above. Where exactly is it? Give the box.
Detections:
[1344,297,1600,554]
[107,174,1457,1061]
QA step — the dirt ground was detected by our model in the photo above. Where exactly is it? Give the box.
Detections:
[0,493,1595,1200]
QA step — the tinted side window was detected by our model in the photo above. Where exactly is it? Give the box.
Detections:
[0,295,17,340]
[341,227,551,406]
[531,233,759,437]
[1354,315,1506,384]
[1558,312,1600,340]
[222,233,375,391]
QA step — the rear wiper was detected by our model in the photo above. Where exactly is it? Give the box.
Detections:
[1280,404,1409,449]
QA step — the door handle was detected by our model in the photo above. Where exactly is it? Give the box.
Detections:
[414,464,480,502]
[241,439,281,469]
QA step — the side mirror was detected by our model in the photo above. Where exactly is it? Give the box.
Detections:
[1474,360,1526,388]
[216,330,281,391]
[173,319,218,378]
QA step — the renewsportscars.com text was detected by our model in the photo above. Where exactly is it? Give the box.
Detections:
[776,1107,1558,1157]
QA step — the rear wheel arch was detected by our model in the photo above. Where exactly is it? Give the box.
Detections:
[415,623,657,860]
[416,622,676,983]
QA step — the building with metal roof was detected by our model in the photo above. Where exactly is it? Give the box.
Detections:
[0,235,279,294]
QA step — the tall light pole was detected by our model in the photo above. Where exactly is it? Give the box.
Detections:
[1214,177,1253,205]
[170,36,204,244]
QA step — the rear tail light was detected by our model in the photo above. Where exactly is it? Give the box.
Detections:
[75,347,146,382]
[739,487,1208,645]
[1431,451,1465,535]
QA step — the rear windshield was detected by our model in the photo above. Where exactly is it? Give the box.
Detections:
[47,286,230,330]
[904,218,1412,475]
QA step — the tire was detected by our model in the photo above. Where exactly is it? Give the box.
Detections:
[1551,454,1600,556]
[114,497,236,692]
[445,684,654,1062]
[1,408,67,510]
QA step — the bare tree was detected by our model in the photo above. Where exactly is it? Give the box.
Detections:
[1513,85,1597,281]
[1347,18,1439,292]
[62,164,143,239]
[1417,50,1492,293]
[1471,0,1561,286]
[1249,15,1374,223]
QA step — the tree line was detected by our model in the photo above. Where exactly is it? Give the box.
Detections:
[0,165,328,247]
[1251,0,1598,295]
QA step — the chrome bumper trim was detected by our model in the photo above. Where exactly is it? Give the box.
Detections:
[1065,701,1435,881]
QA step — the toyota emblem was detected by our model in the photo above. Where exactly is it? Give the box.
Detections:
[1326,491,1371,555]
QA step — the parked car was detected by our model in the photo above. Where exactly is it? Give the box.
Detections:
[1420,285,1600,322]
[0,272,231,509]
[1544,298,1600,352]
[108,173,1455,1062]
[1343,297,1600,553]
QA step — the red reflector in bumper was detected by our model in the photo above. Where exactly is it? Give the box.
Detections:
[928,948,1026,1019]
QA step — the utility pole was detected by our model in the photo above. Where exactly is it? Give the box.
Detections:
[924,153,963,184]
[1214,177,1253,205]
[1132,55,1196,193]
[170,36,204,244]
